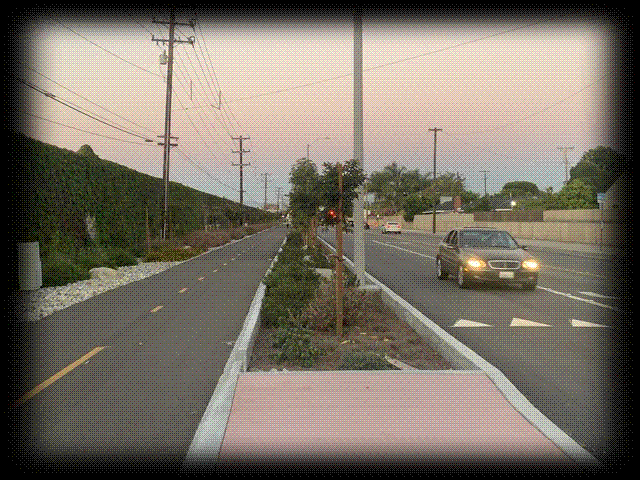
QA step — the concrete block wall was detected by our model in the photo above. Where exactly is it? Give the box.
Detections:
[377,209,625,246]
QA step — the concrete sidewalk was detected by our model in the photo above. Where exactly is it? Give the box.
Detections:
[217,370,580,468]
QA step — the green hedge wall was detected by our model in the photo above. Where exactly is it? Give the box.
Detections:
[9,132,273,251]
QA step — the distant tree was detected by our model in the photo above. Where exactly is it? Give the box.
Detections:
[402,193,430,222]
[570,146,626,192]
[289,158,321,217]
[423,171,466,200]
[319,159,365,218]
[460,190,481,206]
[555,178,597,209]
[367,162,430,212]
[470,196,492,212]
[288,158,322,244]
[500,181,540,197]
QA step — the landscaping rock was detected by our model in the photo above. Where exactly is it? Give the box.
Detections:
[315,268,333,280]
[89,267,118,280]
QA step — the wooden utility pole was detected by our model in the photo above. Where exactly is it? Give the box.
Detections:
[232,136,250,225]
[152,9,195,240]
[276,187,282,213]
[336,163,344,337]
[145,206,151,253]
[480,170,489,197]
[261,173,271,210]
[429,128,442,233]
[558,146,574,185]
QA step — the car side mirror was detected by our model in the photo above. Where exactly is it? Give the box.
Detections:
[521,245,528,250]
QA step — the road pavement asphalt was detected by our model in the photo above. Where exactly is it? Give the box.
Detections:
[8,226,618,474]
[8,226,287,473]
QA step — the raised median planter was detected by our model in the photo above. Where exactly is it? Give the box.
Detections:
[244,230,454,372]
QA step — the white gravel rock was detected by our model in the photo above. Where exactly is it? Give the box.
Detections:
[11,260,185,322]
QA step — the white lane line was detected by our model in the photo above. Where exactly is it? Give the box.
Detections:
[179,287,188,293]
[510,317,551,327]
[579,291,621,300]
[198,277,205,281]
[544,265,607,279]
[452,319,492,327]
[371,240,435,260]
[368,239,620,313]
[571,319,611,328]
[452,318,613,328]
[150,305,163,313]
[537,286,619,311]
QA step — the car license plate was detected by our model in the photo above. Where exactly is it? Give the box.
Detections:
[499,271,515,279]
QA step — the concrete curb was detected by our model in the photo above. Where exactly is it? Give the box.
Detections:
[184,230,600,469]
[317,236,600,468]
[182,234,286,470]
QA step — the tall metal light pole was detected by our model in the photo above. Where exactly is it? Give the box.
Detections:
[353,9,366,286]
[429,128,442,233]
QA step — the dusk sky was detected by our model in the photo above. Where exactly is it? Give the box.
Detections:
[11,7,629,209]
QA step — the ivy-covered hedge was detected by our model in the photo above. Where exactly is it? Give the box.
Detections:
[8,132,277,289]
[9,132,273,249]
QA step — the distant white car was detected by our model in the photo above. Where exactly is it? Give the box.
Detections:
[380,221,401,234]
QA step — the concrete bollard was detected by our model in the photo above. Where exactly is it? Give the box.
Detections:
[17,242,42,290]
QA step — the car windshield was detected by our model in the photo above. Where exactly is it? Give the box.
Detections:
[459,230,518,249]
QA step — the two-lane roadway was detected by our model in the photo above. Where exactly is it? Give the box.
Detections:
[320,227,629,467]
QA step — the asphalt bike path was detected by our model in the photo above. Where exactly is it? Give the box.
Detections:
[8,226,288,473]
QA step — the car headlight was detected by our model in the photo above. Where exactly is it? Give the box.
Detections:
[522,259,539,270]
[466,258,486,269]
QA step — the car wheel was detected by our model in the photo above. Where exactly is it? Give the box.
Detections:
[457,265,471,288]
[437,258,448,280]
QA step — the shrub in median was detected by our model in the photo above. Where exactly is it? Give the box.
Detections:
[260,230,320,326]
[338,350,398,370]
[271,324,321,368]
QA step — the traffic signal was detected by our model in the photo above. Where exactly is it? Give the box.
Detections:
[326,208,337,224]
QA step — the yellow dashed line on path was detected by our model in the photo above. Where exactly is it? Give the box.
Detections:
[179,287,188,293]
[150,305,163,313]
[12,346,106,407]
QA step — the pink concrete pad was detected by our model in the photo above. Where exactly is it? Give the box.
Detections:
[218,371,573,463]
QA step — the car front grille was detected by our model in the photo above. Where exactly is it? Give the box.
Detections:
[488,260,520,270]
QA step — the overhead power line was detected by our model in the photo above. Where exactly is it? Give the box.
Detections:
[23,112,157,146]
[19,78,156,143]
[52,18,163,78]
[18,61,160,138]
[227,19,552,104]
